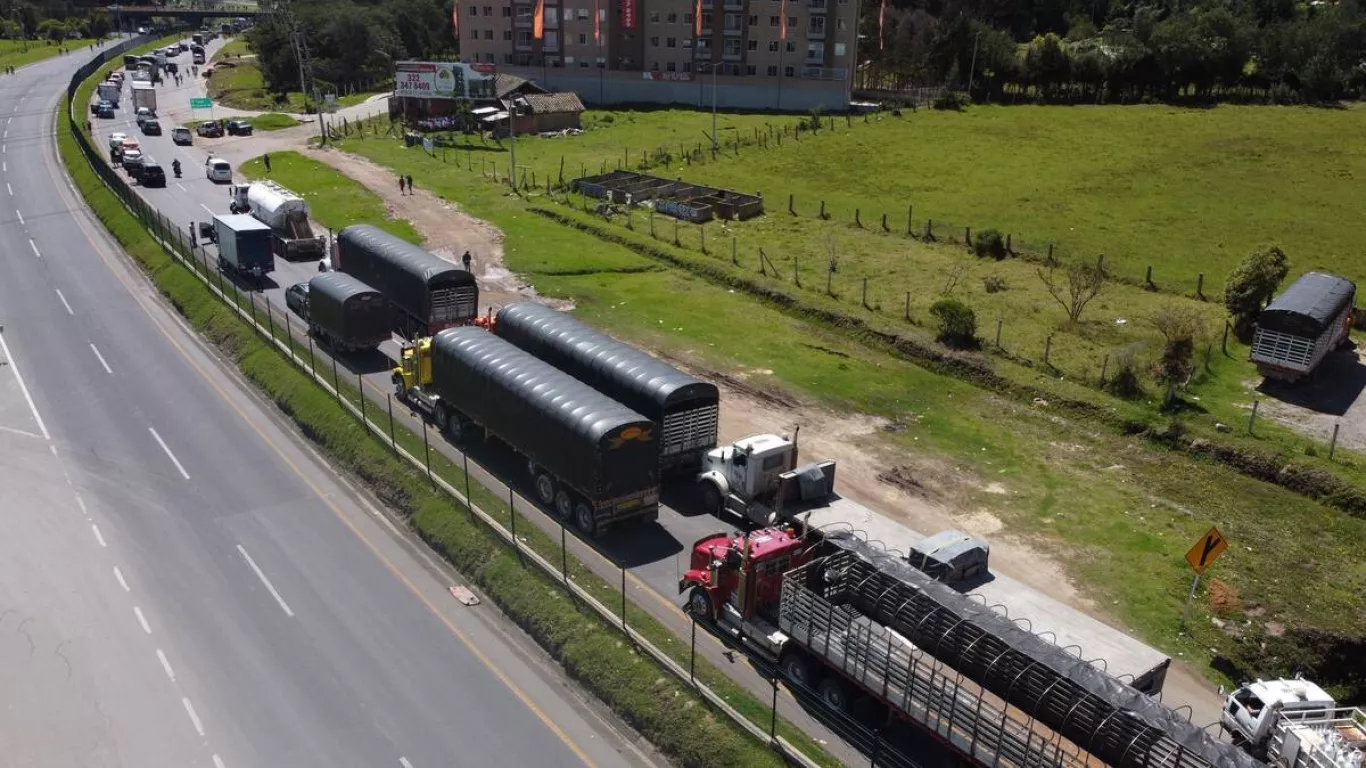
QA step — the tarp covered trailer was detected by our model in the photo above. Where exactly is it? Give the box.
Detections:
[1250,272,1355,382]
[335,224,478,340]
[307,272,390,352]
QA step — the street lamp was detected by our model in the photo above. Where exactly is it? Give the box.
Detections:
[709,61,718,153]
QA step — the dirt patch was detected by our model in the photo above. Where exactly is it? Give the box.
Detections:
[1250,346,1366,453]
[1208,578,1241,615]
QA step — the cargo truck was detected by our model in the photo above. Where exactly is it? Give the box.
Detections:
[306,273,390,353]
[335,225,479,339]
[1249,272,1355,383]
[130,82,156,113]
[97,81,121,107]
[494,302,720,477]
[211,214,274,282]
[1222,677,1365,768]
[228,181,326,260]
[392,327,660,536]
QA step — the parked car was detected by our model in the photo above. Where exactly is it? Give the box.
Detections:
[140,161,166,187]
[205,156,232,183]
[171,127,193,145]
[95,102,115,119]
[196,121,223,138]
[108,132,128,151]
[140,118,162,136]
[122,150,146,178]
[285,282,310,319]
[225,120,254,136]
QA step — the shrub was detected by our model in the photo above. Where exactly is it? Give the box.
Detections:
[983,275,1008,293]
[930,299,979,349]
[973,228,1006,260]
[1224,245,1290,339]
[1105,350,1144,399]
[932,88,965,111]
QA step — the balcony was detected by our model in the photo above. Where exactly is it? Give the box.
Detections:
[514,16,532,27]
[807,26,825,39]
[723,0,744,8]
[808,0,827,9]
[693,46,714,59]
[723,23,744,35]
[723,51,743,61]
[700,0,713,7]
[515,39,534,50]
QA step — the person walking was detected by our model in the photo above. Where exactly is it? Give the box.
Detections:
[405,175,414,195]
[263,153,272,173]
[461,251,472,272]
[398,175,406,195]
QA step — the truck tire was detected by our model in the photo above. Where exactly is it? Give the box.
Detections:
[698,480,723,515]
[533,470,556,507]
[817,677,850,713]
[780,653,813,692]
[687,587,714,623]
[391,374,406,401]
[554,489,574,521]
[434,404,451,434]
[573,499,598,537]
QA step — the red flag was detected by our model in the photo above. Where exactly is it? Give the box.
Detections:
[779,0,787,41]
[451,1,459,39]
[694,0,702,37]
[533,0,545,40]
[594,0,601,43]
[878,0,886,50]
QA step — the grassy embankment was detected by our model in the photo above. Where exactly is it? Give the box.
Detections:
[238,152,420,244]
[332,131,1366,698]
[209,37,376,112]
[0,37,98,70]
[63,76,836,765]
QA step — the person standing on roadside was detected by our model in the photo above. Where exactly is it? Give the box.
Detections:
[405,174,414,195]
[263,153,272,173]
[461,251,472,272]
[398,175,406,195]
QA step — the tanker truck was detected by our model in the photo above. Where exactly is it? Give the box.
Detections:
[335,225,479,339]
[228,181,326,260]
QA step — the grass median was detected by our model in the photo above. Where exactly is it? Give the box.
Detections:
[1,37,98,70]
[59,74,837,767]
[239,150,420,243]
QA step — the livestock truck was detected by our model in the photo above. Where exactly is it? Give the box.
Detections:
[1223,677,1365,768]
[211,214,274,282]
[392,327,660,536]
[335,225,479,340]
[228,181,326,259]
[681,527,1255,768]
[494,301,719,477]
[306,273,390,353]
[1249,272,1355,383]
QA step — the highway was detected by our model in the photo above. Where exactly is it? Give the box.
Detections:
[0,41,653,768]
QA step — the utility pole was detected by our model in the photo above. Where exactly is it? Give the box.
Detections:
[711,62,718,153]
[267,0,326,143]
[967,30,982,95]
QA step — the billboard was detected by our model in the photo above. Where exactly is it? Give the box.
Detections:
[620,0,637,29]
[394,61,498,101]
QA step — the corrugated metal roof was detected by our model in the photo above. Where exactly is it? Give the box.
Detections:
[1260,272,1355,337]
[308,271,381,304]
[495,302,719,416]
[522,92,585,114]
[432,327,652,445]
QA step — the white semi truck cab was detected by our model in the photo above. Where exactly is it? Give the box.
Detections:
[1222,677,1365,768]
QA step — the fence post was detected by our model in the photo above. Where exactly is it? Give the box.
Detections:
[1100,354,1109,385]
[965,226,971,247]
[387,394,397,453]
[855,208,862,228]
[819,200,826,219]
[1047,243,1054,263]
[266,301,275,343]
[732,236,738,266]
[1044,335,1053,366]
[510,487,521,564]
[673,219,680,246]
[620,568,627,630]
[1096,253,1105,272]
[793,255,800,287]
[862,277,869,309]
[358,372,366,422]
[1197,272,1205,300]
[881,212,888,231]
[463,452,474,521]
[904,292,910,321]
[1330,423,1341,460]
[308,335,316,375]
[1005,233,1012,254]
[561,523,569,584]
[331,354,341,402]
[422,420,433,486]
[788,193,794,215]
[1222,321,1230,355]
[1145,265,1154,287]
[699,224,706,253]
[907,204,913,236]
[995,318,1003,348]
[1248,399,1259,435]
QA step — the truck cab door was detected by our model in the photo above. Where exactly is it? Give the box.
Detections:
[728,450,749,499]
[1227,689,1269,743]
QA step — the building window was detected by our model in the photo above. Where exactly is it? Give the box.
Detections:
[834,42,846,56]
[580,60,589,67]
[836,18,847,30]
[809,16,825,34]
[565,55,575,64]
[517,30,532,45]
[650,36,659,46]
[724,39,742,56]
[786,41,795,52]
[724,13,742,30]
[468,4,477,16]
[578,8,589,19]
[747,39,757,50]
[784,65,794,76]
[516,6,531,21]
[748,14,757,24]
[788,15,797,28]
[807,41,821,56]
[469,28,478,39]
[503,6,512,15]
[701,12,712,27]
[769,15,779,25]
[484,29,493,39]
[504,53,515,63]
[505,30,513,40]
[649,10,660,22]
[651,60,660,71]
[683,61,692,72]
[683,38,693,47]
[667,12,677,22]
[767,65,777,75]
[667,61,676,71]
[746,64,756,75]
[768,40,778,51]
[667,37,677,47]
[578,33,587,43]
[684,12,693,25]
[483,5,492,15]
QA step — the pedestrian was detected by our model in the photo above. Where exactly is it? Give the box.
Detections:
[405,174,414,194]
[461,251,472,272]
[398,175,405,195]
[263,153,271,173]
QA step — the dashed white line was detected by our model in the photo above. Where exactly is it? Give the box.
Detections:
[156,649,176,682]
[148,427,191,480]
[199,203,214,215]
[236,545,294,617]
[15,210,23,224]
[113,566,129,592]
[176,182,188,192]
[89,343,113,374]
[5,182,10,196]
[213,755,225,768]
[91,524,107,548]
[133,606,151,634]
[75,494,88,518]
[400,759,415,768]
[55,289,73,315]
[182,697,205,737]
[0,301,50,440]
[29,238,40,258]
[2,129,6,139]
[1,160,5,171]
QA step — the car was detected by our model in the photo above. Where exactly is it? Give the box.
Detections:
[140,161,166,187]
[196,121,223,138]
[95,103,115,119]
[171,127,193,145]
[285,282,310,319]
[135,107,156,124]
[205,157,232,183]
[225,120,253,136]
[140,118,162,136]
[122,150,145,177]
[108,132,128,151]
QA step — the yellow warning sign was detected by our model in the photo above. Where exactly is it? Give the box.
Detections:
[1185,527,1228,574]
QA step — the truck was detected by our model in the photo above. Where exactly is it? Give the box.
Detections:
[680,526,1257,768]
[1249,272,1355,383]
[192,33,204,45]
[392,327,660,536]
[1222,677,1365,768]
[130,82,157,113]
[228,181,326,260]
[97,81,121,107]
[335,225,479,339]
[123,53,140,70]
[306,272,390,353]
[211,214,274,282]
[494,301,719,478]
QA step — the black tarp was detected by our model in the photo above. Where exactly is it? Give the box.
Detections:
[336,225,476,323]
[1259,272,1355,338]
[307,272,389,349]
[430,327,659,499]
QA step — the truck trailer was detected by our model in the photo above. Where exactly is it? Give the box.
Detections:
[306,273,390,353]
[97,81,121,107]
[212,214,274,282]
[1249,272,1355,382]
[393,327,660,536]
[229,181,326,260]
[494,301,719,477]
[130,82,156,113]
[335,225,478,339]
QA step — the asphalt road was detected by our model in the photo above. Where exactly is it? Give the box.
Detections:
[1,41,653,768]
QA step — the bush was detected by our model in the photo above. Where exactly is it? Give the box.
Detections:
[932,88,966,111]
[1224,245,1290,339]
[930,299,979,349]
[983,275,1008,293]
[1105,348,1144,399]
[973,228,1007,260]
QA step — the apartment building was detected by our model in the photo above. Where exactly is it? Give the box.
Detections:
[458,0,859,110]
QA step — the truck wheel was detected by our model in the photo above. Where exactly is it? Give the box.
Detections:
[554,489,574,521]
[533,471,556,507]
[698,481,723,515]
[434,405,451,434]
[780,653,813,691]
[687,587,714,622]
[391,374,405,401]
[817,677,850,713]
[573,500,598,537]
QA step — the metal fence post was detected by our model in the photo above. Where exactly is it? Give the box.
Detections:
[510,487,522,563]
[331,354,341,402]
[769,677,779,738]
[620,567,627,630]
[689,616,697,682]
[463,452,474,521]
[1249,400,1260,435]
[387,394,397,453]
[422,420,433,486]
[308,335,316,375]
[358,372,365,423]
[1330,423,1341,459]
[266,300,275,342]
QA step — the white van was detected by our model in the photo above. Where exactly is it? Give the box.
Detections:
[205,157,232,183]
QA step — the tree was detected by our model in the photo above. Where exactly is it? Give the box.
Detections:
[1037,260,1107,326]
[930,299,979,349]
[1224,245,1290,339]
[87,12,111,41]
[1025,33,1071,97]
[973,228,1006,259]
[1149,304,1207,408]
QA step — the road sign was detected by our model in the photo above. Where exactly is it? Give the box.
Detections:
[190,97,212,109]
[1185,526,1228,574]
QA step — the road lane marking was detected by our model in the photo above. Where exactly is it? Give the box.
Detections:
[400,759,414,768]
[75,494,88,518]
[29,238,40,257]
[236,545,294,617]
[2,161,5,171]
[156,648,176,681]
[176,182,187,191]
[213,755,225,768]
[182,697,205,737]
[15,210,23,224]
[0,424,43,439]
[91,524,107,548]
[199,203,214,214]
[89,343,113,374]
[148,427,191,480]
[133,606,151,634]
[0,302,50,440]
[5,183,10,195]
[114,566,130,592]
[55,289,73,315]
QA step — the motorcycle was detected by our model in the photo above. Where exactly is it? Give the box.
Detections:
[172,161,182,179]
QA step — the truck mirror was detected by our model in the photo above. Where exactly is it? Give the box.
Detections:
[733,452,747,467]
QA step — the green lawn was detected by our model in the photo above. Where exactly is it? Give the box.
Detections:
[333,133,1366,699]
[0,37,98,70]
[209,41,385,112]
[239,150,421,244]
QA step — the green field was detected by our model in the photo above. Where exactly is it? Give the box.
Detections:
[209,42,382,113]
[239,151,420,244]
[0,38,98,71]
[333,131,1366,697]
